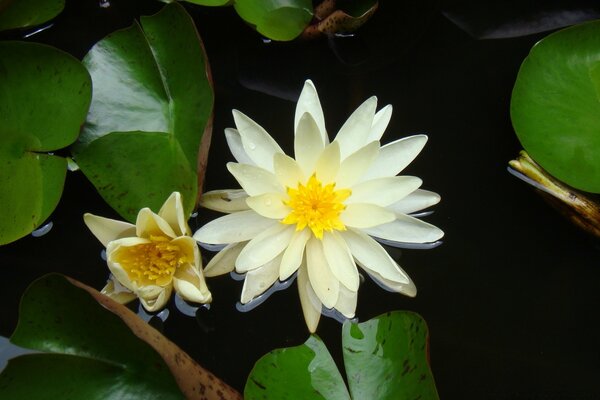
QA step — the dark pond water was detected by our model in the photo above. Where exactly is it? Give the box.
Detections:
[2,1,600,398]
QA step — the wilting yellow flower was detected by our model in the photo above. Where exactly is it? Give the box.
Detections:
[84,192,211,312]
[194,80,443,332]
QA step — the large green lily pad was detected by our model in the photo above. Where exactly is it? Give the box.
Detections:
[0,0,64,32]
[73,2,213,222]
[0,274,242,399]
[244,311,438,399]
[0,41,91,245]
[511,20,600,193]
[233,0,313,41]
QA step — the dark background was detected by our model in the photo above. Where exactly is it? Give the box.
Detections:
[1,1,600,398]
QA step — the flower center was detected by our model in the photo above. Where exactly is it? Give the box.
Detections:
[281,174,351,239]
[115,235,189,286]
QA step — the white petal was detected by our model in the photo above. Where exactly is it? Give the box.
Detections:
[225,128,255,165]
[297,262,322,333]
[367,104,393,142]
[340,203,395,228]
[315,141,340,184]
[199,189,250,213]
[361,261,416,297]
[388,189,441,215]
[138,285,171,312]
[158,192,190,237]
[101,276,137,304]
[273,153,305,188]
[204,242,246,277]
[336,141,379,189]
[363,214,444,244]
[173,263,212,304]
[335,283,357,318]
[136,208,177,239]
[280,228,310,280]
[341,228,410,284]
[194,210,277,244]
[295,80,328,145]
[227,162,283,196]
[236,224,295,272]
[84,213,136,247]
[240,254,282,303]
[295,112,326,176]
[322,232,359,291]
[361,135,428,181]
[246,192,290,219]
[306,237,339,309]
[233,109,284,172]
[347,176,422,207]
[334,96,377,159]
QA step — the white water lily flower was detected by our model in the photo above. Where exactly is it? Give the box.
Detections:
[194,80,443,332]
[84,192,211,312]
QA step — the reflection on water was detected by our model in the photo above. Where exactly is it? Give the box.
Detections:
[0,337,37,371]
[235,272,297,312]
[31,221,53,238]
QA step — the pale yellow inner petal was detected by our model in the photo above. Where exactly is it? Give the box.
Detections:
[281,174,350,239]
[113,235,191,287]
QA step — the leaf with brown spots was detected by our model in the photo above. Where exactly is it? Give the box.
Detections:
[0,274,241,400]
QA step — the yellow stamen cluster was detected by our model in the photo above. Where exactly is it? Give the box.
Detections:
[282,174,351,239]
[115,235,189,286]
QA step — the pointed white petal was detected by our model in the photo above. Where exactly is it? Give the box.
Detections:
[295,112,326,176]
[347,176,422,207]
[204,242,246,277]
[335,141,380,189]
[315,141,340,184]
[158,192,190,237]
[246,192,290,219]
[194,210,277,244]
[361,261,416,297]
[298,262,322,333]
[388,189,441,215]
[227,162,283,196]
[273,153,306,188]
[236,224,295,272]
[136,208,177,239]
[241,254,282,303]
[335,283,357,318]
[322,232,359,291]
[280,228,310,280]
[101,276,137,304]
[341,228,411,283]
[138,285,171,312]
[295,80,328,145]
[173,263,212,304]
[233,109,284,172]
[306,237,339,309]
[361,135,428,181]
[340,203,395,228]
[367,104,393,142]
[84,213,136,247]
[363,213,444,244]
[199,189,250,213]
[335,96,377,159]
[225,128,255,165]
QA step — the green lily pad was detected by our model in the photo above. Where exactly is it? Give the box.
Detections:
[0,0,64,32]
[73,2,214,222]
[511,20,600,193]
[0,41,91,245]
[234,0,313,41]
[0,274,242,400]
[244,311,438,399]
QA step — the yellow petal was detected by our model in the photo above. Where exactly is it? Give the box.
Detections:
[138,285,172,312]
[173,263,212,304]
[83,213,136,247]
[100,276,137,304]
[273,153,305,188]
[246,192,290,220]
[315,141,340,184]
[227,162,283,196]
[136,208,177,239]
[204,242,246,277]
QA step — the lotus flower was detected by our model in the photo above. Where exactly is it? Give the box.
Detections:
[84,192,211,312]
[194,80,443,332]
